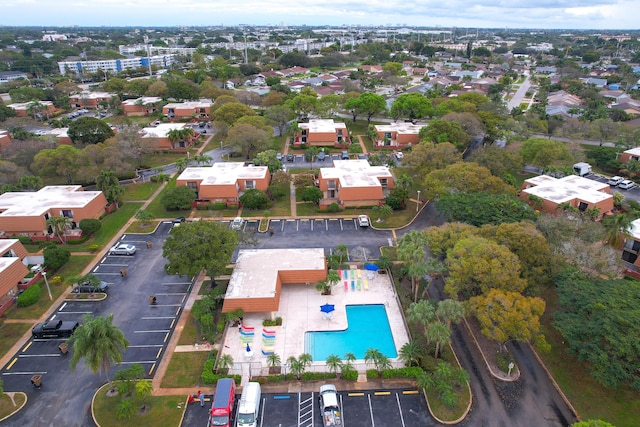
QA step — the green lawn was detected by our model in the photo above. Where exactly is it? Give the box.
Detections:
[538,288,640,427]
[122,182,162,201]
[160,352,210,388]
[7,255,95,320]
[0,392,26,420]
[125,220,160,234]
[141,149,198,169]
[178,313,201,346]
[0,322,32,356]
[93,385,184,427]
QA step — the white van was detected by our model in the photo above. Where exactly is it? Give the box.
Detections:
[236,382,261,427]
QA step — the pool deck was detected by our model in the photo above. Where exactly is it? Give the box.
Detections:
[221,269,410,382]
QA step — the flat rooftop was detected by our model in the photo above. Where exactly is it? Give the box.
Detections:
[299,119,346,133]
[374,122,424,134]
[624,147,640,157]
[121,97,162,106]
[0,186,104,217]
[163,100,212,109]
[522,175,612,204]
[141,123,186,138]
[225,248,326,300]
[8,101,54,109]
[320,160,392,188]
[177,163,268,186]
[74,91,114,99]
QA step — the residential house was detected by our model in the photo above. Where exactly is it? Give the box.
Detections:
[0,130,10,148]
[0,186,108,239]
[546,90,582,118]
[610,98,640,116]
[120,97,163,116]
[276,66,310,77]
[318,160,394,208]
[0,71,28,84]
[42,128,72,145]
[162,100,213,120]
[293,119,348,146]
[221,248,326,314]
[0,239,31,316]
[619,147,640,163]
[140,123,196,150]
[622,219,640,267]
[519,174,613,217]
[176,163,270,206]
[581,77,608,88]
[7,101,55,118]
[374,122,424,149]
[69,91,116,109]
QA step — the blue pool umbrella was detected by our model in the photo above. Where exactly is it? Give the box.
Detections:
[246,342,251,352]
[364,264,379,271]
[320,303,335,314]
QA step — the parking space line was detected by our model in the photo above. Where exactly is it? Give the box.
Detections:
[148,363,156,376]
[339,219,344,231]
[259,397,266,427]
[93,272,123,276]
[2,370,47,375]
[22,342,32,352]
[133,330,170,333]
[32,338,67,342]
[58,311,92,314]
[5,358,18,370]
[121,360,156,365]
[170,319,176,329]
[153,304,182,307]
[142,316,176,319]
[156,348,162,359]
[154,292,187,296]
[128,344,164,348]
[175,307,181,316]
[368,394,375,426]
[19,354,61,358]
[59,303,67,311]
[396,393,406,427]
[164,332,170,342]
[161,282,191,285]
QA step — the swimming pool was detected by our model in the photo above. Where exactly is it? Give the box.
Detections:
[305,304,397,361]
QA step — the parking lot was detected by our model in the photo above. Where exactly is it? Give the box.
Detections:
[1,222,194,426]
[182,388,434,427]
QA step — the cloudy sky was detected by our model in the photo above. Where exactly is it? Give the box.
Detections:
[2,0,639,29]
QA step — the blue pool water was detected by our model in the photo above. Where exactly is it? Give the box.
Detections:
[305,304,397,361]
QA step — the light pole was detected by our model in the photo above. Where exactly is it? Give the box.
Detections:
[42,271,52,301]
[416,190,421,212]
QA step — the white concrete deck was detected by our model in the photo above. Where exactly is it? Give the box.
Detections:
[221,269,410,378]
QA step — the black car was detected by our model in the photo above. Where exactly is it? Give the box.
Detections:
[286,154,295,162]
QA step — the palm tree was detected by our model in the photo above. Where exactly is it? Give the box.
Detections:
[68,314,129,391]
[621,159,640,179]
[46,215,73,244]
[135,379,153,410]
[343,352,356,370]
[287,356,304,380]
[167,128,182,149]
[602,213,633,248]
[175,157,190,173]
[325,354,342,376]
[266,353,281,373]
[96,169,124,208]
[193,154,212,166]
[436,299,465,328]
[399,341,421,367]
[215,354,234,373]
[407,300,437,345]
[428,322,451,359]
[364,347,380,369]
[299,353,312,369]
[398,230,429,301]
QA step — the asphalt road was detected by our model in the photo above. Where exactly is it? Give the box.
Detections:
[1,222,192,427]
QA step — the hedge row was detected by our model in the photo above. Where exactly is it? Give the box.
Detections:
[17,284,40,307]
[200,359,241,385]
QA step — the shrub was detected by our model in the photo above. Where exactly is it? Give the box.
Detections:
[342,369,358,381]
[49,276,63,286]
[17,236,32,245]
[385,193,405,210]
[210,202,227,210]
[79,218,101,236]
[161,186,196,210]
[88,244,100,253]
[201,360,241,385]
[381,367,423,379]
[302,372,337,381]
[43,246,70,271]
[263,317,283,327]
[239,189,270,210]
[327,202,341,213]
[17,284,40,307]
[366,369,379,379]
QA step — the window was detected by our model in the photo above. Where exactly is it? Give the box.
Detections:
[245,180,255,190]
[624,239,640,253]
[578,202,588,212]
[379,178,388,188]
[327,180,336,190]
[328,189,336,198]
[622,250,638,264]
[384,132,392,139]
[61,209,73,218]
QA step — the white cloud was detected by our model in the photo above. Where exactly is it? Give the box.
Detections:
[2,0,639,28]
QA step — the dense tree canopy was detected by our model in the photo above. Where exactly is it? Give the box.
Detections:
[163,221,239,279]
[467,146,524,181]
[227,123,270,159]
[212,102,256,126]
[554,268,640,389]
[436,192,536,227]
[390,93,434,121]
[423,162,514,201]
[520,137,573,169]
[419,119,470,150]
[67,117,115,146]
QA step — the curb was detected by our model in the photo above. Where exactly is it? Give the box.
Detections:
[0,392,27,423]
[462,317,520,382]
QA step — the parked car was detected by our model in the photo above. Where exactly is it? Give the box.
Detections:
[341,151,349,160]
[319,384,342,427]
[276,153,283,161]
[618,180,635,190]
[231,217,245,230]
[395,152,404,160]
[286,154,295,162]
[357,215,370,227]
[32,320,79,339]
[607,176,624,186]
[72,280,109,294]
[318,151,326,161]
[109,243,137,256]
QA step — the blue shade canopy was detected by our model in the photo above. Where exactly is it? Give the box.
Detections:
[364,264,379,271]
[320,303,335,313]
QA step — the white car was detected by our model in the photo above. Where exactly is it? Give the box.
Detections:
[607,176,624,186]
[358,215,370,227]
[395,152,404,160]
[109,243,136,256]
[230,217,245,230]
[618,180,635,190]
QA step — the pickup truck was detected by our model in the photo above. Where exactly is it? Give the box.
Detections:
[319,384,342,427]
[32,320,79,339]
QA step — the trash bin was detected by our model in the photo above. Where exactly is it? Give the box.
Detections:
[59,343,68,355]
[31,375,42,388]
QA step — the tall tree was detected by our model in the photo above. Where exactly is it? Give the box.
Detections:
[67,117,115,147]
[46,215,73,244]
[390,93,434,121]
[227,123,270,159]
[436,299,465,329]
[398,230,429,301]
[68,314,129,391]
[95,169,124,207]
[162,221,239,280]
[601,213,633,248]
